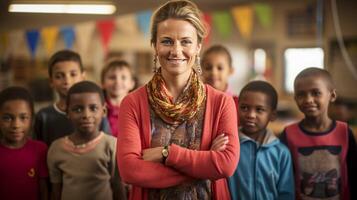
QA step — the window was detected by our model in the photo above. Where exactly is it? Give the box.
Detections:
[284,47,324,93]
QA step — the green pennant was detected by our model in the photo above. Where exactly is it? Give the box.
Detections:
[212,11,233,38]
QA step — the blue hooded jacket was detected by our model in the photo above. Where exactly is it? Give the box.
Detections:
[228,129,295,200]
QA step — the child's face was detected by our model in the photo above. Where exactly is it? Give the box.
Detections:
[239,91,276,137]
[67,92,105,135]
[294,76,336,119]
[202,52,233,92]
[102,68,134,98]
[0,100,32,146]
[50,61,84,98]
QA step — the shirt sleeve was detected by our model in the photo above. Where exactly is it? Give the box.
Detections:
[117,95,193,189]
[47,142,62,183]
[165,95,239,180]
[277,145,295,200]
[37,142,49,178]
[347,128,357,199]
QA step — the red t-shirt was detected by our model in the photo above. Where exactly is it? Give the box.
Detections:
[0,139,48,200]
[106,98,120,137]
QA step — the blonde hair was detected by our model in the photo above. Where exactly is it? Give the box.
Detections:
[150,0,207,46]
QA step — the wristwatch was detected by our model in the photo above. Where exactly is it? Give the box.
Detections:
[162,145,169,163]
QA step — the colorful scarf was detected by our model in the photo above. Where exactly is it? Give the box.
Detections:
[147,68,206,126]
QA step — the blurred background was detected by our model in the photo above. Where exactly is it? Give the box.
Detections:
[0,0,356,133]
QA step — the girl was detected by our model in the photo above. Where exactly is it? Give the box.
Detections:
[0,87,48,200]
[47,81,126,200]
[201,45,235,95]
[101,60,135,137]
[201,44,239,118]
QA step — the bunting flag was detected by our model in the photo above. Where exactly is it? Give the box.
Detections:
[96,19,115,54]
[254,3,272,29]
[115,14,138,35]
[75,22,95,55]
[212,11,233,39]
[41,26,59,56]
[136,10,152,36]
[231,5,254,39]
[203,13,212,45]
[60,26,75,49]
[26,29,40,58]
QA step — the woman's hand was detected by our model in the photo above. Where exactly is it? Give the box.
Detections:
[142,147,164,163]
[210,134,229,151]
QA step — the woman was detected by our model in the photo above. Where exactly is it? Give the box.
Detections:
[117,0,239,199]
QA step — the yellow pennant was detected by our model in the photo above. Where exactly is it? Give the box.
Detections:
[41,26,59,56]
[231,5,254,39]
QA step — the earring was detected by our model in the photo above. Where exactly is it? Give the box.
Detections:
[195,55,202,75]
[153,55,159,73]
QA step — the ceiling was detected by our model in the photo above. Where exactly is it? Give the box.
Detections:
[0,0,247,32]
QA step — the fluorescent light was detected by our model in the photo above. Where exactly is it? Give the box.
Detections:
[9,4,116,15]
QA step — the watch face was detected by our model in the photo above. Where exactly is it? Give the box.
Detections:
[162,149,169,157]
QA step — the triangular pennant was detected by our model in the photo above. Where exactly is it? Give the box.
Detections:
[231,5,254,39]
[96,19,115,54]
[136,10,152,36]
[212,11,233,38]
[41,26,59,56]
[60,26,75,49]
[254,3,272,29]
[115,14,138,35]
[26,29,40,58]
[75,22,95,55]
[203,13,212,45]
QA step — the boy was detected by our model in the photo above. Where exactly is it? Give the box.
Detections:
[228,80,294,200]
[281,67,357,200]
[34,50,111,146]
[48,81,126,200]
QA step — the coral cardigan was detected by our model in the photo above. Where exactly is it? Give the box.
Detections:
[117,85,240,200]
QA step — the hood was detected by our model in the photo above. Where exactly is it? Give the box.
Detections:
[239,129,279,148]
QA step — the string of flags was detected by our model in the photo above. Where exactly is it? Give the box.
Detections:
[0,3,272,59]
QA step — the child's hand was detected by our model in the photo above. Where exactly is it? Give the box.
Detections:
[210,134,229,151]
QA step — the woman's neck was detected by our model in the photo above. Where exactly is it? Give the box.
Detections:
[302,114,332,132]
[161,69,192,102]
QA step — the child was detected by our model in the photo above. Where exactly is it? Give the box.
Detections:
[281,67,357,200]
[228,81,294,200]
[0,87,48,200]
[34,50,111,146]
[47,81,126,200]
[201,44,239,112]
[101,60,135,137]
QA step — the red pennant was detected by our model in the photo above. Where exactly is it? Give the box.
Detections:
[203,13,212,46]
[96,19,115,54]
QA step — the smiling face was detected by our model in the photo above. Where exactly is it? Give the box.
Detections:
[294,76,336,120]
[0,100,32,147]
[202,52,233,92]
[67,92,105,136]
[102,67,134,99]
[50,61,85,98]
[155,19,202,78]
[239,91,276,138]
